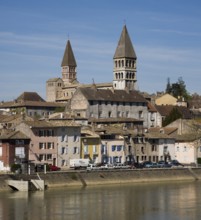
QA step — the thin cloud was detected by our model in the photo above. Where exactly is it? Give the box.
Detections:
[151,29,201,37]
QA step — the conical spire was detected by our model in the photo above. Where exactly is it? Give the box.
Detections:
[61,40,77,67]
[113,25,136,59]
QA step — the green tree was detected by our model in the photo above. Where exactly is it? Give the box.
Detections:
[165,77,191,101]
[162,107,182,126]
[165,77,171,94]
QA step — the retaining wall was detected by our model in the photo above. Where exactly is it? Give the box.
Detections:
[1,168,201,191]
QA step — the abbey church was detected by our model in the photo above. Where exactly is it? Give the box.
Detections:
[46,25,157,129]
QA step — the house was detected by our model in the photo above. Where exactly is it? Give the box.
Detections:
[16,120,81,169]
[80,128,101,164]
[155,93,178,106]
[0,130,30,171]
[0,92,65,118]
[95,125,135,164]
[165,119,201,165]
[174,134,199,165]
[132,129,175,163]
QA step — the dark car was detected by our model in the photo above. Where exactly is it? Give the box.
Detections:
[170,160,184,167]
[158,161,172,168]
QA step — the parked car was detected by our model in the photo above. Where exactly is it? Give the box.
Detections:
[49,164,61,171]
[169,160,184,167]
[142,161,154,168]
[113,163,131,169]
[133,163,144,169]
[158,161,172,168]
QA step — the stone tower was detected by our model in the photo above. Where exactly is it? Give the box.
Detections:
[113,25,137,91]
[61,40,77,85]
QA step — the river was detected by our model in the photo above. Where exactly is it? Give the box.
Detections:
[0,181,201,220]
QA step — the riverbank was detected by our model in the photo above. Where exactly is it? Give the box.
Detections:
[1,168,201,191]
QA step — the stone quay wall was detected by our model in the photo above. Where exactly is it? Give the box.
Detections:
[1,168,201,191]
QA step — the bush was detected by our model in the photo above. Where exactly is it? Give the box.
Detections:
[11,164,21,173]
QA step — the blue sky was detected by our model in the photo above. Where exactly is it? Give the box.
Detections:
[0,0,201,101]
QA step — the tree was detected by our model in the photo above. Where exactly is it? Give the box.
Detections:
[165,77,171,94]
[162,107,182,127]
[165,77,191,101]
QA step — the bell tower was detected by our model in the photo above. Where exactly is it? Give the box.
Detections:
[113,25,137,91]
[61,40,77,85]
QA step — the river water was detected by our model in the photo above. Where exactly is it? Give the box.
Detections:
[0,181,201,220]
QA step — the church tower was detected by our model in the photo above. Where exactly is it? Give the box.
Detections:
[61,40,77,85]
[113,25,137,91]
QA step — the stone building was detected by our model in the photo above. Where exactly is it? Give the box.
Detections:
[69,87,148,128]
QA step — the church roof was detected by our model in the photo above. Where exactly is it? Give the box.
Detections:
[61,40,77,67]
[113,25,137,59]
[77,87,147,103]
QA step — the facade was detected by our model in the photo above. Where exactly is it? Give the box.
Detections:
[70,87,149,127]
[132,131,175,163]
[174,137,197,164]
[0,92,65,118]
[56,123,81,168]
[80,129,101,164]
[0,130,30,171]
[16,120,81,169]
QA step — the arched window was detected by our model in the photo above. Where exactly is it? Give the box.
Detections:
[115,61,117,68]
[126,72,129,79]
[118,60,121,67]
[126,60,128,67]
[122,60,124,67]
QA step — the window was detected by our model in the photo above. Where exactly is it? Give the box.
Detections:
[47,154,52,160]
[117,145,122,151]
[177,146,179,152]
[61,147,65,154]
[61,160,66,166]
[73,147,79,154]
[39,154,45,161]
[15,147,25,158]
[152,145,157,151]
[112,145,116,151]
[164,146,168,153]
[47,142,54,149]
[139,111,143,119]
[184,146,187,152]
[0,147,2,156]
[93,145,97,153]
[61,135,65,142]
[74,135,78,142]
[84,145,88,154]
[39,143,46,150]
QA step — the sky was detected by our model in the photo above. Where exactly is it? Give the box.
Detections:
[0,0,201,101]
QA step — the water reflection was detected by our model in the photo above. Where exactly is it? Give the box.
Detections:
[0,181,201,220]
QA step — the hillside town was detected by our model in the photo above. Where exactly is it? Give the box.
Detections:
[1,25,201,172]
